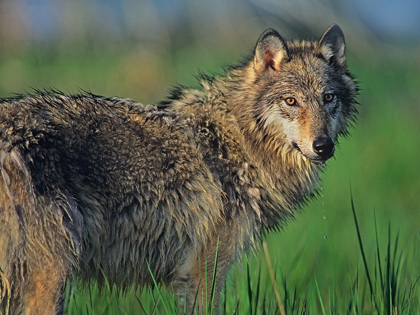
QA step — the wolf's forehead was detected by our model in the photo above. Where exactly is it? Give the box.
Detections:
[286,41,326,69]
[288,39,314,49]
[281,56,330,94]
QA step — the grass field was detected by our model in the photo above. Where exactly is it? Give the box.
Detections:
[1,49,418,314]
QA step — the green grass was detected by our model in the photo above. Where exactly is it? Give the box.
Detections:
[63,200,419,314]
[1,49,419,314]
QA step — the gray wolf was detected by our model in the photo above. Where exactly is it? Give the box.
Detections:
[0,24,357,314]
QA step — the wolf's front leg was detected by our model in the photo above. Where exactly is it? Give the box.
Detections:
[173,238,234,314]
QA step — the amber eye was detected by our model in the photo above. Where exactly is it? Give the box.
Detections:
[285,97,297,106]
[324,93,335,103]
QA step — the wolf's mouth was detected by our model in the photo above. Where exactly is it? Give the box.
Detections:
[292,142,332,164]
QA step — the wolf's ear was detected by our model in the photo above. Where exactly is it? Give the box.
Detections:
[254,29,289,72]
[318,24,346,67]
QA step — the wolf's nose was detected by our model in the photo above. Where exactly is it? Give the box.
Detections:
[313,137,334,158]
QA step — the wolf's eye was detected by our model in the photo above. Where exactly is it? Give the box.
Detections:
[324,93,335,103]
[285,97,297,106]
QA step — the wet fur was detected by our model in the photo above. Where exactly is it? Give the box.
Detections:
[0,25,357,314]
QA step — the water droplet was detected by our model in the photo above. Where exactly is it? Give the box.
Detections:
[320,185,328,240]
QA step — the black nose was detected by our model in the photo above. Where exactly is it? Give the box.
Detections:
[312,137,335,158]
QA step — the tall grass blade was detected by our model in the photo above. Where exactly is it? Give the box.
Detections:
[246,261,253,315]
[315,277,326,315]
[262,241,286,315]
[135,294,150,315]
[88,285,94,313]
[254,264,262,314]
[332,279,336,315]
[350,191,377,311]
[374,210,384,291]
[208,237,220,314]
[386,223,392,314]
[223,280,227,315]
[145,260,171,315]
[190,279,200,315]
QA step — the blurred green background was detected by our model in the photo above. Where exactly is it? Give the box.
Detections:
[1,0,419,313]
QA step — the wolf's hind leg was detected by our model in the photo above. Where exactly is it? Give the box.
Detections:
[0,149,80,315]
[22,262,68,315]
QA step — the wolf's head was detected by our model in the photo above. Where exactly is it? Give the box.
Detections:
[230,25,357,164]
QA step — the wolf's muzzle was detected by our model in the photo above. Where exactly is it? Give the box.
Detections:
[312,137,335,159]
